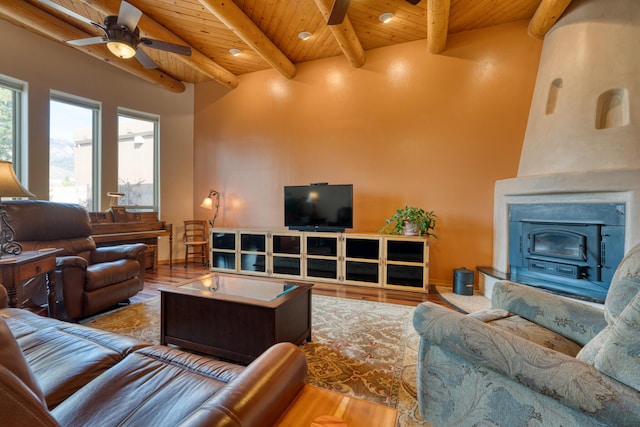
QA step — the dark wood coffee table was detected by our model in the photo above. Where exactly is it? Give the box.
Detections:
[160,274,312,364]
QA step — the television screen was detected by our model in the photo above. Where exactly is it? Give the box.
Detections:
[284,184,353,232]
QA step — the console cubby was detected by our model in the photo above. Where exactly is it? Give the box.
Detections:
[304,233,341,282]
[271,232,302,278]
[343,235,382,285]
[210,230,237,272]
[384,238,429,289]
[239,231,268,275]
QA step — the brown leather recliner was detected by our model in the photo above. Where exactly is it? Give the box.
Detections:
[4,200,146,320]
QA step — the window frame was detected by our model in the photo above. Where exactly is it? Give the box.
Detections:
[49,91,101,211]
[0,74,26,180]
[117,107,160,212]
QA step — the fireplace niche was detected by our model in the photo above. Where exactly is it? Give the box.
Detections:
[508,203,625,303]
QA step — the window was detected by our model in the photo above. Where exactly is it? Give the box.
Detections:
[49,93,100,210]
[117,109,158,211]
[0,75,25,171]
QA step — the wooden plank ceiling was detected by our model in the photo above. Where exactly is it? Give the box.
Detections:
[0,0,572,92]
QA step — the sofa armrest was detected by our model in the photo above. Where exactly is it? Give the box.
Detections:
[91,244,147,264]
[414,302,640,426]
[180,342,308,427]
[0,367,60,427]
[492,280,608,345]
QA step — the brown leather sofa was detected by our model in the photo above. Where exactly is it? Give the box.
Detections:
[4,200,147,320]
[0,285,308,427]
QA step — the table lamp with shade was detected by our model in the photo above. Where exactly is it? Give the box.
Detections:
[107,191,125,207]
[0,161,35,257]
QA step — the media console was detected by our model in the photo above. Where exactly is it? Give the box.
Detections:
[209,228,429,292]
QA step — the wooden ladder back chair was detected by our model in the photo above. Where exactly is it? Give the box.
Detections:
[183,220,209,267]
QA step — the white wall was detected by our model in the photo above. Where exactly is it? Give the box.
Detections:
[0,19,195,263]
[519,0,640,176]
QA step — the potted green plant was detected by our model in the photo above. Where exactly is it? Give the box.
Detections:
[380,205,437,237]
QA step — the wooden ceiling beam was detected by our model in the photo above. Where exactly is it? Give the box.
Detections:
[312,0,365,68]
[198,0,296,79]
[83,0,239,89]
[0,0,185,93]
[427,0,450,54]
[528,0,573,39]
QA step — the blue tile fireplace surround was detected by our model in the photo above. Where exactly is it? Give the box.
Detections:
[508,203,625,303]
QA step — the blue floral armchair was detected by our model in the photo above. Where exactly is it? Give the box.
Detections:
[413,244,640,426]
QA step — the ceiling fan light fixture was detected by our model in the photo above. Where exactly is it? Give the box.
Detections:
[107,40,137,59]
[379,12,394,24]
[229,48,243,56]
[298,31,312,41]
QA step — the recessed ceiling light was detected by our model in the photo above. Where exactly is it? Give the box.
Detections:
[379,12,394,23]
[229,48,242,56]
[298,31,312,41]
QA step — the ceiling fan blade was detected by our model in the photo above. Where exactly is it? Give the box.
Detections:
[67,36,108,46]
[38,0,103,29]
[135,49,157,69]
[139,38,192,56]
[327,0,351,25]
[117,0,143,30]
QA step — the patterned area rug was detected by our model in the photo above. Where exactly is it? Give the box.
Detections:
[81,295,430,426]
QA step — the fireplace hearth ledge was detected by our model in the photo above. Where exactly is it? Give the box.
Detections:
[477,266,604,309]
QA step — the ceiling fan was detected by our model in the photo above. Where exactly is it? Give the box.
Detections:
[327,0,422,26]
[38,0,192,69]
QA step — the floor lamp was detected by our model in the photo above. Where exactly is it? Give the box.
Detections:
[201,189,220,228]
[0,161,35,257]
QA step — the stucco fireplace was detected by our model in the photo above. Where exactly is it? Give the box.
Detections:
[484,0,640,303]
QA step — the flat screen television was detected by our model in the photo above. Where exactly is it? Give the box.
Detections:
[284,184,353,232]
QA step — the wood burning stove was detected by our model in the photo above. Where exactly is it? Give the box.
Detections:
[524,222,599,280]
[509,203,625,303]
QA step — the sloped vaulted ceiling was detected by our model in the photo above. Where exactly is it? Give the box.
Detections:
[0,0,572,92]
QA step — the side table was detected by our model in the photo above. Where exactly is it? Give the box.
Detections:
[0,249,61,318]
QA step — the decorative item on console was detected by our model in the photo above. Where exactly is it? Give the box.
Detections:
[381,205,437,237]
[201,189,221,228]
[0,161,35,257]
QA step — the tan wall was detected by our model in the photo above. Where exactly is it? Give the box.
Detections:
[193,21,542,286]
[1,19,194,263]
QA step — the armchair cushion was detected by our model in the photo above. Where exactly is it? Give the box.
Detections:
[91,244,147,264]
[594,292,640,392]
[85,260,141,292]
[479,314,582,356]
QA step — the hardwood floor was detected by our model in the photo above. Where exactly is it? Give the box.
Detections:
[142,263,455,309]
